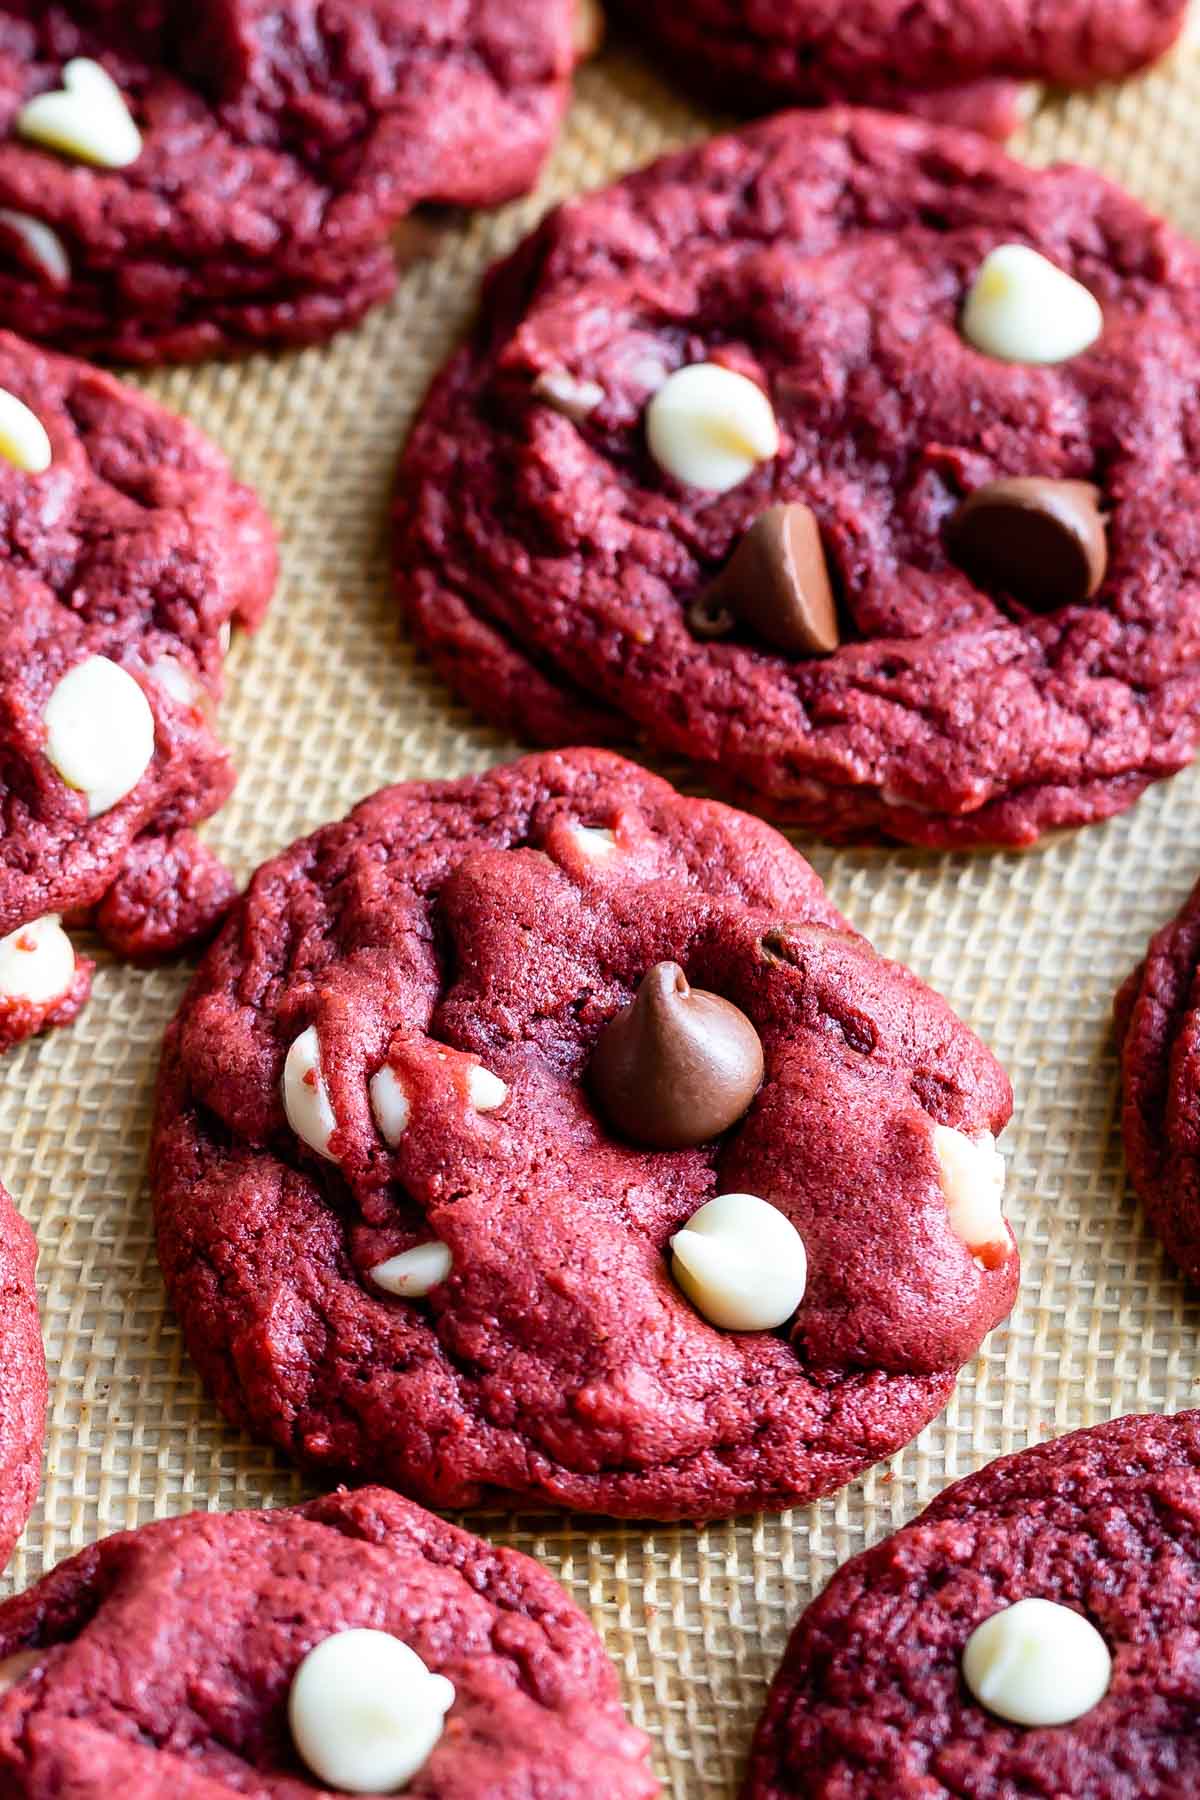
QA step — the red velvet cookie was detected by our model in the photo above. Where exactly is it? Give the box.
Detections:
[0,1182,44,1574]
[1115,875,1200,1286]
[152,748,1018,1520]
[0,1,580,363]
[0,329,276,1055]
[622,2,1188,139]
[0,1485,658,1797]
[395,108,1200,849]
[746,1410,1200,1800]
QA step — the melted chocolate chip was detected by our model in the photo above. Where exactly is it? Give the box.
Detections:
[589,961,764,1149]
[949,477,1108,611]
[696,503,839,656]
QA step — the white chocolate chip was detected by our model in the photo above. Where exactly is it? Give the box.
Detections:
[288,1628,454,1795]
[645,362,780,492]
[16,59,142,170]
[962,1598,1112,1727]
[567,823,618,861]
[0,387,51,474]
[466,1065,507,1113]
[43,656,155,816]
[370,1241,453,1299]
[283,1026,337,1161]
[670,1192,807,1332]
[0,211,70,287]
[0,915,75,1007]
[370,1064,411,1146]
[218,620,233,655]
[533,369,605,425]
[932,1125,1009,1261]
[150,654,204,710]
[0,1651,40,1698]
[961,245,1102,364]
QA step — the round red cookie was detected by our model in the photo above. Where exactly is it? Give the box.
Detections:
[151,748,1017,1520]
[0,1182,44,1574]
[1115,875,1200,1286]
[395,108,1200,849]
[0,328,276,1055]
[620,2,1188,139]
[0,1485,658,1797]
[0,1,581,363]
[745,1410,1200,1800]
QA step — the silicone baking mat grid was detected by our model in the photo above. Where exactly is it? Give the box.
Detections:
[6,20,1200,1797]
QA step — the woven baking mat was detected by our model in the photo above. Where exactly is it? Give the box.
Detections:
[4,22,1200,1797]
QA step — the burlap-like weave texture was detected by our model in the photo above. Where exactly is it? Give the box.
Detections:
[5,25,1200,1797]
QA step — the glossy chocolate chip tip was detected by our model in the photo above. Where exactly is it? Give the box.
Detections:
[949,476,1108,611]
[589,960,765,1149]
[693,502,840,656]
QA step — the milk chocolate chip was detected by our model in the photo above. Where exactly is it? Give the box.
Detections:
[693,503,839,656]
[590,961,764,1149]
[949,477,1108,611]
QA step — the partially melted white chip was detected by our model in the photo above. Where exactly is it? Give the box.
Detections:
[961,244,1102,364]
[0,1651,40,1698]
[0,915,75,1007]
[932,1125,1008,1260]
[43,656,155,816]
[962,1598,1112,1727]
[646,362,780,492]
[150,654,204,710]
[288,1628,455,1795]
[466,1065,507,1113]
[566,823,618,861]
[16,58,143,170]
[670,1192,807,1332]
[370,1241,453,1299]
[283,1026,338,1161]
[533,369,605,425]
[0,387,51,474]
[370,1064,412,1146]
[0,211,70,286]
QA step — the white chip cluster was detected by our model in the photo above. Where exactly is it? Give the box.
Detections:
[288,1628,455,1794]
[0,915,75,1009]
[670,1192,807,1332]
[43,656,156,816]
[16,58,142,170]
[962,1598,1112,1726]
[961,244,1102,364]
[646,362,780,492]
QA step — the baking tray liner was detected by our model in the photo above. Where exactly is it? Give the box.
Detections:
[5,23,1200,1796]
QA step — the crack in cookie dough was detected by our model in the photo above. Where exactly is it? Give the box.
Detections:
[0,329,276,1053]
[152,749,1018,1519]
[0,1487,658,1797]
[395,109,1200,848]
[0,1,580,362]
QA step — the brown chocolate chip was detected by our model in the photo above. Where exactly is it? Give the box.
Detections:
[948,477,1108,611]
[589,961,764,1149]
[695,503,839,656]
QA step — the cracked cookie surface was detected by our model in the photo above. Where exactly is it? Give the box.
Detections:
[0,1,579,361]
[395,109,1200,848]
[746,1410,1200,1800]
[0,1181,43,1576]
[0,329,276,1054]
[0,1485,658,1797]
[152,748,1017,1519]
[622,1,1189,138]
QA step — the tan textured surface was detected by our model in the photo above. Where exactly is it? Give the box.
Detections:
[5,26,1200,1797]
